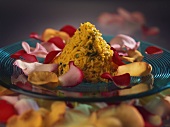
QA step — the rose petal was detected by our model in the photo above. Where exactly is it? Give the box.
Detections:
[14,99,39,115]
[145,46,163,54]
[59,90,83,98]
[59,61,84,87]
[135,106,162,127]
[16,81,33,91]
[20,53,38,62]
[0,96,19,105]
[117,8,132,22]
[110,34,140,50]
[60,25,77,37]
[142,25,160,36]
[11,74,28,85]
[98,12,125,25]
[41,42,62,52]
[111,47,125,66]
[101,91,119,97]
[0,100,17,123]
[101,72,130,88]
[44,51,61,64]
[22,42,48,58]
[29,32,42,41]
[34,63,58,72]
[13,60,58,75]
[13,60,42,75]
[47,36,65,49]
[10,50,26,59]
[131,12,145,25]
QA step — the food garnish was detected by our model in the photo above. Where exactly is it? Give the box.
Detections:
[11,22,152,92]
[145,46,163,55]
[0,100,17,123]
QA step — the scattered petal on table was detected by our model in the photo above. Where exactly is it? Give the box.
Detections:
[0,96,19,105]
[14,99,39,115]
[0,100,17,123]
[110,34,140,50]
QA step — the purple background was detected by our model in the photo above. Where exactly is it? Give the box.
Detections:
[0,0,170,50]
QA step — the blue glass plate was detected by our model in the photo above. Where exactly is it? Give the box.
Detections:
[0,35,170,102]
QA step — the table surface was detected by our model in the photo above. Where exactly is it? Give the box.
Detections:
[0,0,170,50]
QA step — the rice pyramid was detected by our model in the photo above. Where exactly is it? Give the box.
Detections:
[53,22,116,82]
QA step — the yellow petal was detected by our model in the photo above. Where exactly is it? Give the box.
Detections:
[44,101,66,127]
[28,71,58,85]
[7,110,44,127]
[42,28,70,42]
[116,62,152,76]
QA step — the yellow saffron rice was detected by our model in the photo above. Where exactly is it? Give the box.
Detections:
[53,22,117,82]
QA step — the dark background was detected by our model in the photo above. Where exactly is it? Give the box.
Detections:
[0,0,170,50]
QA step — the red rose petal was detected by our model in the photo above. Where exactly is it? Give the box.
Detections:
[10,50,26,59]
[16,81,32,91]
[135,106,162,127]
[47,36,65,49]
[101,72,130,88]
[112,73,130,88]
[29,32,42,41]
[60,25,76,37]
[0,100,17,123]
[44,50,61,64]
[141,25,160,36]
[101,91,119,97]
[11,50,38,62]
[111,47,125,66]
[20,53,38,62]
[145,46,163,55]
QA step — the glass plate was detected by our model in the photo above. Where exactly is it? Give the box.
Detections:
[0,35,170,102]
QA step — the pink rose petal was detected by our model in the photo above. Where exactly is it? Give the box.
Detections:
[13,60,42,75]
[11,74,28,85]
[101,72,130,88]
[22,42,48,58]
[0,96,19,105]
[110,34,140,50]
[59,61,84,87]
[131,12,145,25]
[14,99,39,115]
[98,12,125,25]
[117,8,132,22]
[13,60,58,75]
